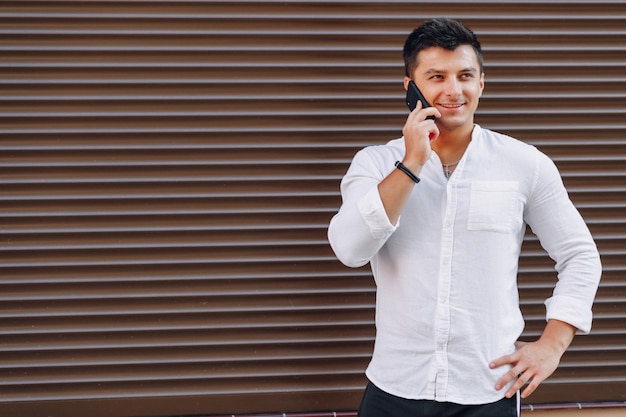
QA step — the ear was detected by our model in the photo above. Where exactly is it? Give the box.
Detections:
[478,72,485,96]
[403,76,411,91]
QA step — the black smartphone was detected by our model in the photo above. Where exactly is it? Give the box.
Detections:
[406,80,436,120]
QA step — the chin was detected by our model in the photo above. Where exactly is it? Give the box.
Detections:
[438,118,472,131]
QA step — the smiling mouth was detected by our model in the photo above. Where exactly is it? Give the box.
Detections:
[439,103,464,109]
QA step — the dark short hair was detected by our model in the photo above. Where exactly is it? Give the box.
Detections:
[403,17,484,77]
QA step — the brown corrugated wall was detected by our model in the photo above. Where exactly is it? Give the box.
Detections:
[1,1,625,416]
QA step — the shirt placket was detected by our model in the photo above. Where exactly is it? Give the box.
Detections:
[433,177,457,399]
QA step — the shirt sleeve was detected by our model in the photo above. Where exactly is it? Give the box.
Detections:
[524,152,602,334]
[328,148,397,268]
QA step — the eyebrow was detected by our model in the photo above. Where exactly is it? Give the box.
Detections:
[424,66,478,75]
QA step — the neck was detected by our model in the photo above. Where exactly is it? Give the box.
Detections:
[432,123,474,164]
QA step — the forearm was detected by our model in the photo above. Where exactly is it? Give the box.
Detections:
[537,319,576,356]
[378,161,422,224]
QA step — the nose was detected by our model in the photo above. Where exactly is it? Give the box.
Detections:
[444,78,462,97]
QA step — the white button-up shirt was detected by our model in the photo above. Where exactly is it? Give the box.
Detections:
[328,125,601,405]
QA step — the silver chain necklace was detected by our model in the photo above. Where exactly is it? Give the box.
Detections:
[442,160,461,178]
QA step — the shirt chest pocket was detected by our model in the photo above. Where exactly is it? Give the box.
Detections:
[467,181,522,233]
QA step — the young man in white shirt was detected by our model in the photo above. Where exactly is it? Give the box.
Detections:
[328,18,601,417]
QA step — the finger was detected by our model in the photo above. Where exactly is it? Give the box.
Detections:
[490,352,518,369]
[408,102,440,122]
[494,365,523,391]
[505,372,531,398]
[520,377,541,399]
[407,100,425,116]
[427,121,438,142]
[403,104,425,132]
[424,107,441,120]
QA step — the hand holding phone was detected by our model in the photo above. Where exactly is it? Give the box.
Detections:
[406,80,436,120]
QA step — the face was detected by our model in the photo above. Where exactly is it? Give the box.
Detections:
[404,45,484,133]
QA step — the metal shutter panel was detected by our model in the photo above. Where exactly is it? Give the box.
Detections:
[1,1,625,416]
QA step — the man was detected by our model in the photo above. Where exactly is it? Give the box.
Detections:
[327,18,601,417]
